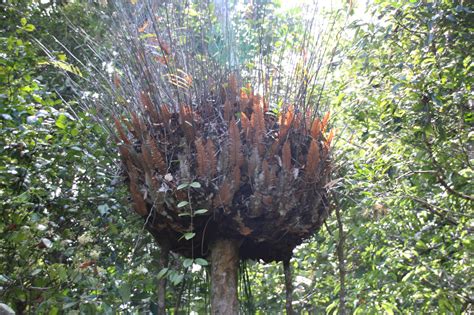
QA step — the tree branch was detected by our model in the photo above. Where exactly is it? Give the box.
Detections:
[424,139,474,202]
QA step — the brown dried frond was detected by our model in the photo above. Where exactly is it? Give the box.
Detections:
[213,180,233,207]
[235,212,252,236]
[229,74,237,94]
[138,20,149,33]
[130,181,148,216]
[310,118,321,139]
[121,116,136,138]
[270,140,280,158]
[321,111,330,132]
[262,160,276,187]
[252,95,263,111]
[139,116,147,135]
[239,97,247,114]
[126,160,138,183]
[228,117,243,167]
[179,104,195,143]
[154,55,169,65]
[139,91,152,110]
[248,147,259,179]
[137,46,146,63]
[195,137,207,178]
[284,105,295,123]
[279,120,289,142]
[293,112,303,130]
[114,117,131,144]
[148,136,167,174]
[263,98,269,113]
[123,145,143,170]
[262,194,272,206]
[179,104,189,123]
[325,129,335,150]
[241,112,250,140]
[160,104,171,127]
[240,87,252,113]
[232,164,241,189]
[228,73,238,102]
[140,142,154,175]
[158,38,171,55]
[305,139,320,177]
[177,69,193,87]
[140,92,160,124]
[134,148,149,173]
[223,100,232,121]
[205,140,217,177]
[279,105,294,140]
[167,73,192,89]
[282,140,292,172]
[130,112,142,137]
[113,73,121,88]
[322,161,332,179]
[250,99,265,156]
[118,144,131,161]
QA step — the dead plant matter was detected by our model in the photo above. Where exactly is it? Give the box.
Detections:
[67,0,343,263]
[114,75,332,262]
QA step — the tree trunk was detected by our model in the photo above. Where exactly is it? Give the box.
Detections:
[283,260,295,315]
[334,197,347,315]
[157,244,170,315]
[210,238,239,315]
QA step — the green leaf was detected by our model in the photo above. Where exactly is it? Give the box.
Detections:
[183,258,193,268]
[0,275,10,284]
[178,212,191,217]
[157,268,168,279]
[38,60,83,77]
[170,273,184,285]
[401,270,413,282]
[177,201,189,208]
[325,301,338,314]
[70,128,79,137]
[177,183,189,190]
[185,8,199,17]
[194,209,208,215]
[98,204,109,216]
[24,24,35,32]
[55,114,68,129]
[20,18,27,26]
[190,182,201,188]
[62,302,78,310]
[118,283,131,303]
[139,33,157,39]
[194,258,208,266]
[184,232,195,240]
[381,302,396,315]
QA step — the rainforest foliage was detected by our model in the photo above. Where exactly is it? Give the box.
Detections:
[0,0,472,314]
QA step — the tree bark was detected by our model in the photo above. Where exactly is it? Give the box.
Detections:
[334,197,346,315]
[157,243,170,315]
[210,238,239,315]
[283,260,295,315]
